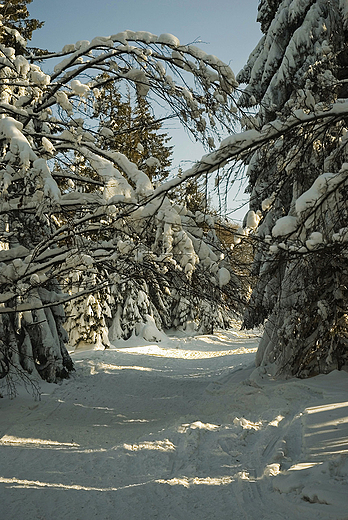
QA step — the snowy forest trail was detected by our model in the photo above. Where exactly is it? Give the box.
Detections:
[1,328,348,520]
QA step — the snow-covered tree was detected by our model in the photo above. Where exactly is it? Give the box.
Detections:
[0,1,44,55]
[0,11,242,385]
[237,0,348,376]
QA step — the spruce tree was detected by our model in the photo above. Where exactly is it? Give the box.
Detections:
[94,80,173,183]
[0,1,44,54]
[0,1,74,386]
[238,0,348,376]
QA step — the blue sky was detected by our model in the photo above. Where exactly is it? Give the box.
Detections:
[28,0,262,219]
[29,0,261,71]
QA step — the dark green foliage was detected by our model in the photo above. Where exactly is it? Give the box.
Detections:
[94,80,173,183]
[0,1,44,54]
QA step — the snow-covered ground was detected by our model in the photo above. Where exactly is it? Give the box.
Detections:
[1,324,347,520]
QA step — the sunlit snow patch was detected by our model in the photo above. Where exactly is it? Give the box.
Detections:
[178,421,220,433]
[233,417,263,430]
[112,344,257,359]
[155,476,234,488]
[0,435,79,448]
[123,439,175,452]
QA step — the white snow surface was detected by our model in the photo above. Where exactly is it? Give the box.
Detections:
[272,215,298,237]
[1,325,347,520]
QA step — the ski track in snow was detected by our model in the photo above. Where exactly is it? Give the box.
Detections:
[1,328,348,520]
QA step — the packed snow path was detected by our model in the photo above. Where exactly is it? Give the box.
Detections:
[1,328,347,520]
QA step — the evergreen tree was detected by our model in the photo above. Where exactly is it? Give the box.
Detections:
[0,1,73,386]
[238,0,348,376]
[173,171,210,214]
[94,81,173,183]
[0,1,44,54]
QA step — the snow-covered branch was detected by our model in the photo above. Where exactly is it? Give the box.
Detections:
[149,101,348,199]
